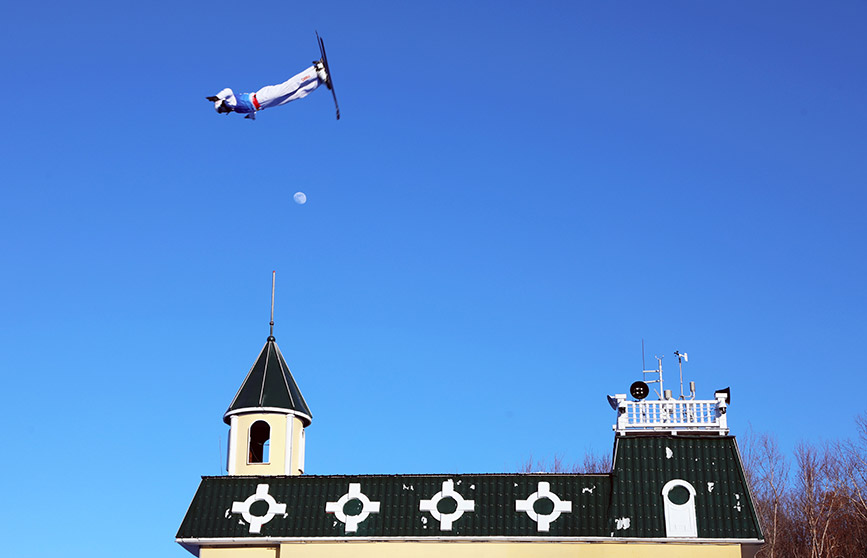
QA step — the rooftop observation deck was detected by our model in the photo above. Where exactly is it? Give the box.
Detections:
[609,392,729,435]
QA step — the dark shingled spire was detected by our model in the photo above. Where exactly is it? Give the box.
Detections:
[223,336,312,426]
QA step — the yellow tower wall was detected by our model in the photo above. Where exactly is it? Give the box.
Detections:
[290,417,305,475]
[228,413,306,476]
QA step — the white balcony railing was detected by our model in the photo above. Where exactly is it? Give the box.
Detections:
[610,395,728,435]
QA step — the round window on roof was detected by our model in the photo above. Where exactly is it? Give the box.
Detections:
[667,484,691,505]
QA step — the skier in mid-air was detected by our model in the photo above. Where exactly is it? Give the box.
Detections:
[208,33,340,120]
[207,60,330,119]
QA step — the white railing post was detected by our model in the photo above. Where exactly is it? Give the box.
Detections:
[613,397,730,435]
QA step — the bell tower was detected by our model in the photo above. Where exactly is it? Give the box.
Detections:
[224,272,312,476]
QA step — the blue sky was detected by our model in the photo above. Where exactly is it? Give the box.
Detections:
[1,1,865,556]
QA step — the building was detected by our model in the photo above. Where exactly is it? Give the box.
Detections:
[177,335,764,558]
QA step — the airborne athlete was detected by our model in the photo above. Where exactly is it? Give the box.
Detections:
[207,33,340,120]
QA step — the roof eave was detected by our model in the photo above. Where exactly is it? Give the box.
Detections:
[177,536,766,545]
[223,406,312,426]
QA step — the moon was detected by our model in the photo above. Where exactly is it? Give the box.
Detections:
[293,191,307,205]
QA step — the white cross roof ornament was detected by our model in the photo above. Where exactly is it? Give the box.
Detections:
[231,484,286,534]
[515,481,572,532]
[325,483,381,533]
[419,479,475,531]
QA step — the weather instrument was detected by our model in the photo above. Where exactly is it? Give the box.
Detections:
[674,350,688,398]
[607,348,734,436]
[618,347,699,402]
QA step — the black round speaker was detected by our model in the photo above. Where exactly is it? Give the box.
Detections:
[630,380,650,400]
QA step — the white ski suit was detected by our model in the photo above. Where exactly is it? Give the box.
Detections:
[212,65,324,118]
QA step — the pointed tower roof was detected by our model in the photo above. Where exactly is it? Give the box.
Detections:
[223,335,312,426]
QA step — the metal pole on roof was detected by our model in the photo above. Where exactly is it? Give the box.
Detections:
[270,271,276,337]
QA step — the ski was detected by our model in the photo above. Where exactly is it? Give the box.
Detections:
[316,31,341,120]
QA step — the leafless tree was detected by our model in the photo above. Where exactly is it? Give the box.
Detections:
[518,449,611,474]
[830,413,867,555]
[744,415,867,558]
[838,414,867,523]
[578,449,612,474]
[742,429,790,558]
[518,453,568,473]
[791,442,845,558]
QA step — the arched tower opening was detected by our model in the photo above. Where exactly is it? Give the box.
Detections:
[249,420,271,463]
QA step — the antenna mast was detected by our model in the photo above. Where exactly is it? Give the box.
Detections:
[270,271,276,337]
[641,338,646,371]
[674,350,689,399]
[642,354,665,399]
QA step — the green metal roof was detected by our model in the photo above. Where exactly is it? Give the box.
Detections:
[223,336,311,425]
[177,436,763,545]
[177,473,610,540]
[609,435,763,540]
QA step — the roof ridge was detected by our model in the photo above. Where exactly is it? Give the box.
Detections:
[259,341,271,405]
[274,342,296,408]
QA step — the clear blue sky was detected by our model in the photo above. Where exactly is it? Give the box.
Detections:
[2,1,865,556]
